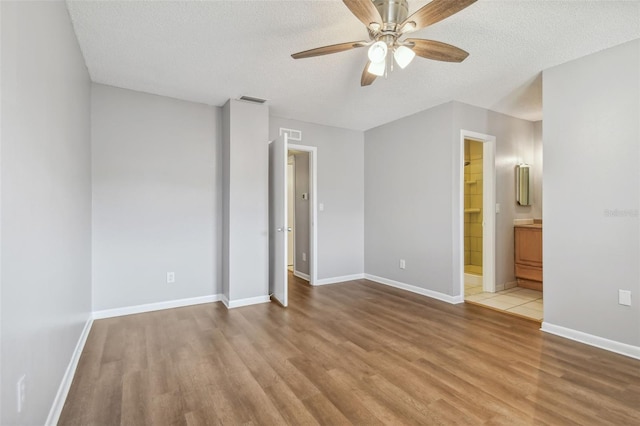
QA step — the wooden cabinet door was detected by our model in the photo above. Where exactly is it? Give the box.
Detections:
[515,227,542,267]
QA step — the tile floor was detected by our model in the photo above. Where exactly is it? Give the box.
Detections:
[464,264,483,275]
[465,283,543,321]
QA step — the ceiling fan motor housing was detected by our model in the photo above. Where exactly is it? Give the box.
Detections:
[374,0,409,31]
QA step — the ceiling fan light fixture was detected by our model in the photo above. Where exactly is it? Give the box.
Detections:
[367,41,388,63]
[394,45,416,69]
[367,60,386,77]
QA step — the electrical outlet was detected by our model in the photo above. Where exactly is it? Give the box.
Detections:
[619,290,631,306]
[17,374,26,413]
[399,259,406,269]
[302,253,306,262]
[167,272,175,284]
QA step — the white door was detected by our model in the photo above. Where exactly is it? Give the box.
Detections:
[269,135,288,307]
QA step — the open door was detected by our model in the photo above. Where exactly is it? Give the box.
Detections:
[269,134,288,307]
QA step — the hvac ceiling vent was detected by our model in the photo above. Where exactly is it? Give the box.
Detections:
[239,95,267,104]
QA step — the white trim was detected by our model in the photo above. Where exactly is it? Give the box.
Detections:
[92,294,221,319]
[288,159,296,271]
[46,317,93,426]
[504,280,518,290]
[223,295,271,309]
[459,131,497,298]
[541,322,640,360]
[293,270,310,281]
[314,273,365,286]
[288,143,318,286]
[365,274,464,304]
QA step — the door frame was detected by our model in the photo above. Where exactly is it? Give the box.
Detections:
[287,156,296,272]
[459,130,496,296]
[288,144,317,286]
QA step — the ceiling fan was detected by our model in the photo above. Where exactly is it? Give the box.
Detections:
[291,0,477,86]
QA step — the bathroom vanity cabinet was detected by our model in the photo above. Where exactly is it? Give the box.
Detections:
[514,224,542,291]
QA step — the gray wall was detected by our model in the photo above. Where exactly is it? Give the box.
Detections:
[532,121,543,220]
[91,84,220,311]
[224,100,269,301]
[270,117,365,280]
[294,152,310,275]
[365,103,455,294]
[1,1,92,424]
[543,39,639,346]
[365,101,537,296]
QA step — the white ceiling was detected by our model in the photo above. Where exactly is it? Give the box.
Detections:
[66,0,640,131]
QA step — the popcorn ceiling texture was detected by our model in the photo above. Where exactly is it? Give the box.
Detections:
[66,0,640,130]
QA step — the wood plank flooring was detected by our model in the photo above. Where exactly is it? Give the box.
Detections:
[59,273,640,425]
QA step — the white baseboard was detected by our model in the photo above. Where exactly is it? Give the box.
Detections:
[46,316,93,426]
[222,294,271,309]
[92,294,221,320]
[541,322,640,360]
[365,274,464,304]
[314,273,365,286]
[504,280,518,290]
[293,270,310,281]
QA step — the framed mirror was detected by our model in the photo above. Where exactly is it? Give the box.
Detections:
[516,164,531,206]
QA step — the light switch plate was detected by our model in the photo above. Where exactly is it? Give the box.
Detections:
[619,290,631,306]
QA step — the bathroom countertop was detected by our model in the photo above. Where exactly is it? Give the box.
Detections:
[514,223,542,229]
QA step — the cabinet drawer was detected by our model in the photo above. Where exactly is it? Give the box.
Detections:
[515,264,542,282]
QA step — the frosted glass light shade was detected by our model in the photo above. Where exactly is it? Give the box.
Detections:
[367,60,385,76]
[394,45,416,69]
[368,41,388,64]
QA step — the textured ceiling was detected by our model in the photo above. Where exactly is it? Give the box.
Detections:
[66,0,640,131]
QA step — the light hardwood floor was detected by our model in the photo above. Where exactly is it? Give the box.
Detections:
[59,273,640,425]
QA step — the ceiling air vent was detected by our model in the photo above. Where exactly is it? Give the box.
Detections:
[239,95,267,104]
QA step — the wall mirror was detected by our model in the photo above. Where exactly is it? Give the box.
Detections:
[516,164,531,206]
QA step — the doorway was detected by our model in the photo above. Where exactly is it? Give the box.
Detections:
[287,156,295,272]
[286,145,317,286]
[269,137,318,307]
[463,139,484,294]
[459,131,496,299]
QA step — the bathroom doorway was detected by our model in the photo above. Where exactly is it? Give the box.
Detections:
[463,139,484,294]
[459,131,496,299]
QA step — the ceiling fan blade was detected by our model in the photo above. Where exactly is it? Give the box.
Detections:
[292,41,367,59]
[361,62,376,86]
[343,0,382,29]
[406,39,469,62]
[401,0,476,33]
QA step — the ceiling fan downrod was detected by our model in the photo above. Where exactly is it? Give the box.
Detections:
[367,0,411,78]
